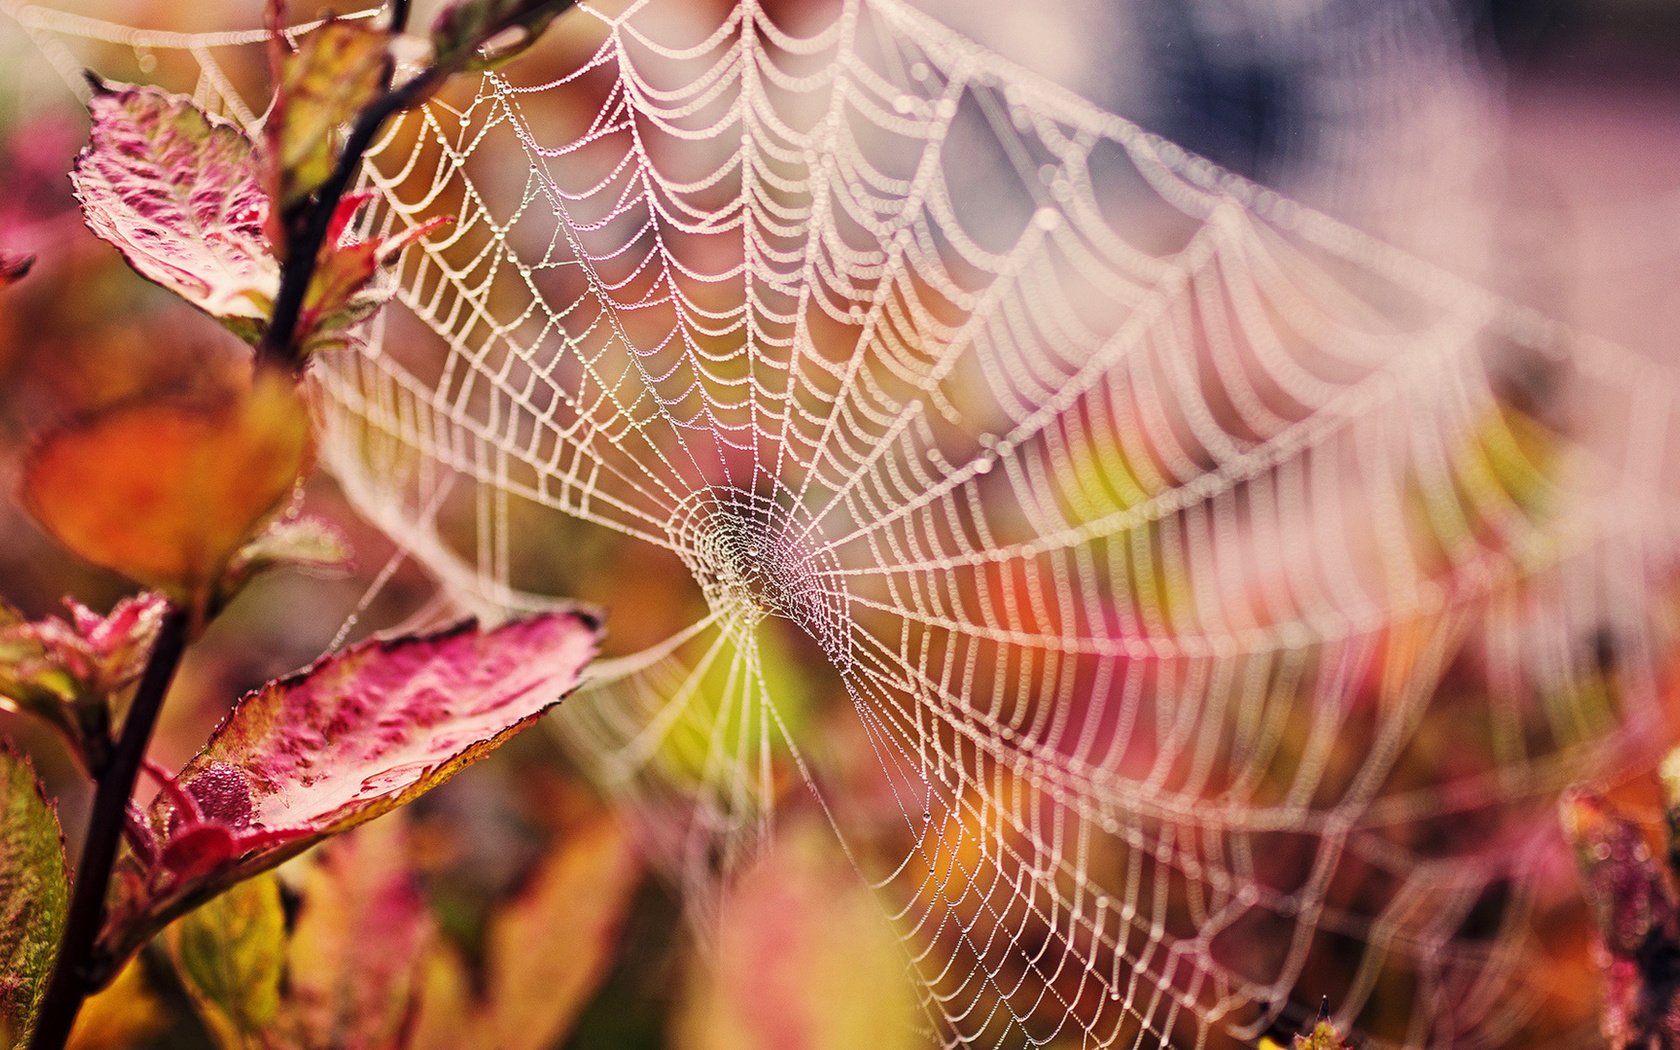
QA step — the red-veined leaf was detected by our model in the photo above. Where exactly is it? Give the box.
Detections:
[72,82,277,336]
[103,611,600,960]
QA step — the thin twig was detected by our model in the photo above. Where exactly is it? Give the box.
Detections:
[28,607,190,1050]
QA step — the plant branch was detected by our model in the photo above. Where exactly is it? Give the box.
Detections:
[26,6,583,1044]
[256,68,436,369]
[28,606,190,1050]
[257,0,579,368]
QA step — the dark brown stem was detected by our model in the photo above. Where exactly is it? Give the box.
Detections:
[256,71,439,369]
[28,607,190,1050]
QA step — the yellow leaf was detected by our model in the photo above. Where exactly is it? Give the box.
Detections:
[406,945,474,1050]
[674,821,925,1050]
[67,960,168,1050]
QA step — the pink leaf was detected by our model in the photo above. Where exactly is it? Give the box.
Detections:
[104,612,600,959]
[72,81,278,332]
[194,612,598,831]
[1,593,166,703]
[278,819,431,1050]
[0,593,168,764]
[296,200,450,354]
[674,820,923,1050]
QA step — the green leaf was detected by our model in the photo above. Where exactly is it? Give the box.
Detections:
[266,18,391,215]
[165,874,285,1050]
[224,515,355,600]
[0,747,70,1047]
[430,0,575,73]
[72,82,277,337]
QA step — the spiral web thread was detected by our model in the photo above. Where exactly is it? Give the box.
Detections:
[10,1,1680,1046]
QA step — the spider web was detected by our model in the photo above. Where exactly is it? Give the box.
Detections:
[10,1,1680,1046]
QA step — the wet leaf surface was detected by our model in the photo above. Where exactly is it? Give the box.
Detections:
[105,612,600,959]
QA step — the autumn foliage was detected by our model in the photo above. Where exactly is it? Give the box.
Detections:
[0,2,607,1047]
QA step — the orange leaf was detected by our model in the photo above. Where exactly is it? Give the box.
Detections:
[21,369,313,609]
[484,816,642,1050]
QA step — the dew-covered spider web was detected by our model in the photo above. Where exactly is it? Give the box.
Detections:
[11,0,1680,1046]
